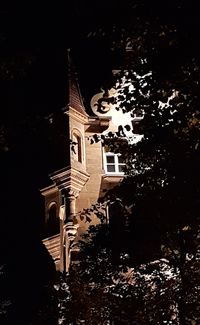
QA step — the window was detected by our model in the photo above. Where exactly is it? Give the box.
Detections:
[46,202,60,237]
[104,152,125,175]
[72,132,82,163]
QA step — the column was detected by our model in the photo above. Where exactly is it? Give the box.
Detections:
[63,189,78,224]
[60,189,79,272]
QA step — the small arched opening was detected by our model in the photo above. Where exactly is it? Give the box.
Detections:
[46,202,60,237]
[72,130,82,163]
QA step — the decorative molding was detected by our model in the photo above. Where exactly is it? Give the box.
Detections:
[102,175,124,183]
[65,223,79,242]
[40,184,57,196]
[59,205,65,221]
[48,201,57,209]
[65,106,89,124]
[85,116,111,133]
[50,166,90,194]
[66,189,79,199]
[90,88,117,116]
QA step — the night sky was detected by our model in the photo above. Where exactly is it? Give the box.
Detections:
[1,1,200,117]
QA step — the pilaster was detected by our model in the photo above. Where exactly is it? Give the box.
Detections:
[50,166,90,272]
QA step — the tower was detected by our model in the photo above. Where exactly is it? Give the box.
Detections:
[41,49,140,272]
[41,50,90,272]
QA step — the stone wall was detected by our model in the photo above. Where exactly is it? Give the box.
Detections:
[76,134,103,233]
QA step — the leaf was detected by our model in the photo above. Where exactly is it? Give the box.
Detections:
[182,226,191,232]
[93,134,100,143]
[80,215,85,221]
[108,131,114,138]
[86,216,92,223]
[125,125,131,131]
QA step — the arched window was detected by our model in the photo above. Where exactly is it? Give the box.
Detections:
[72,130,82,163]
[46,202,60,237]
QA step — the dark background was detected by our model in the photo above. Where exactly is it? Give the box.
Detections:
[0,1,199,323]
[1,1,200,114]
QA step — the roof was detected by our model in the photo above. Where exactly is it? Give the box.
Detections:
[66,49,88,117]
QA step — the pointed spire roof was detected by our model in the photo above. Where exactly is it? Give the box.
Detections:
[66,49,87,116]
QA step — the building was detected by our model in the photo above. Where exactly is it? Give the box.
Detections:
[41,50,140,272]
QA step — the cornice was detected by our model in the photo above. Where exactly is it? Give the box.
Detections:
[50,166,90,193]
[85,116,111,133]
[40,184,57,196]
[65,106,89,124]
[102,175,124,183]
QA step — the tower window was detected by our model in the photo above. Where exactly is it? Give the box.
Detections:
[73,132,82,163]
[46,202,60,237]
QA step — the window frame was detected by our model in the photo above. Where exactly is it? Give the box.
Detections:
[72,130,83,163]
[104,152,125,175]
[46,201,60,237]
